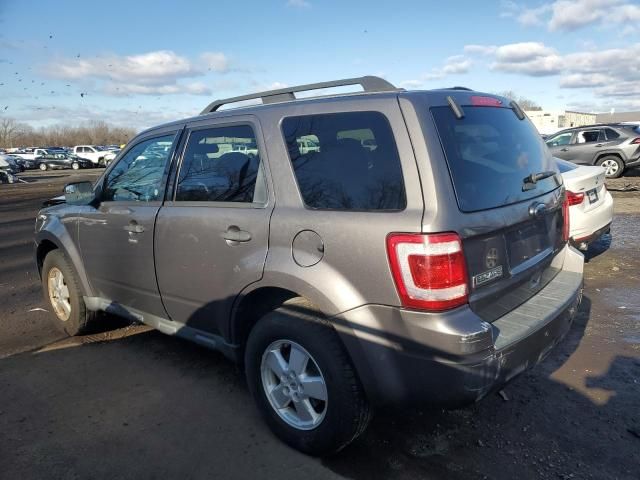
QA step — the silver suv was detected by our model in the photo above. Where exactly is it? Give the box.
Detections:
[35,77,584,455]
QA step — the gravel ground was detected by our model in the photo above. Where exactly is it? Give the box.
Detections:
[0,169,638,480]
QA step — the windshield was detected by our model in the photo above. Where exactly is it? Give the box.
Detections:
[430,105,560,212]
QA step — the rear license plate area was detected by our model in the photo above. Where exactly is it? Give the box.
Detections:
[506,220,549,268]
[587,188,598,204]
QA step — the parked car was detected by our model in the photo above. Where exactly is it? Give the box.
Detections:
[545,124,640,178]
[10,154,37,170]
[556,159,614,250]
[35,76,584,455]
[35,153,93,171]
[0,154,24,173]
[73,145,117,167]
[0,169,17,184]
[0,154,23,174]
[12,148,50,161]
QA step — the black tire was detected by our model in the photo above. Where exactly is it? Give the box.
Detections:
[245,298,371,455]
[42,250,96,336]
[596,155,624,178]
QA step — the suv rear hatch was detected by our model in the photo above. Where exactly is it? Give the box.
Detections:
[426,95,567,322]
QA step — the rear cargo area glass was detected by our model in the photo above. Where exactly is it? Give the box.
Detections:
[431,106,559,212]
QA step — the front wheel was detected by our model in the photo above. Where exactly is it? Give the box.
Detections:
[42,250,96,336]
[245,298,371,455]
[71,162,80,170]
[39,163,48,171]
[597,156,624,178]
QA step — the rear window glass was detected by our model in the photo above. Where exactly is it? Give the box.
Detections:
[282,111,406,211]
[431,106,560,212]
[555,158,578,173]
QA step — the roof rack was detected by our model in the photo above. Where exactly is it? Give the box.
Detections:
[200,76,399,114]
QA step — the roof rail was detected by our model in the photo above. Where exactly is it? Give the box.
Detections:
[200,75,399,114]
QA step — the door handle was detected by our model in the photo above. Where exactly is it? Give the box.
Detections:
[595,143,604,147]
[106,207,132,215]
[223,226,251,243]
[124,222,145,234]
[560,148,569,152]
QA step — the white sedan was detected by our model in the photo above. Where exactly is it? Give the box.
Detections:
[557,159,614,250]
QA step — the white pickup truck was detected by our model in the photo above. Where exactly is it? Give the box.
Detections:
[73,145,117,166]
[11,148,50,161]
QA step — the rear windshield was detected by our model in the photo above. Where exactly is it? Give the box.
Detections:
[431,106,560,212]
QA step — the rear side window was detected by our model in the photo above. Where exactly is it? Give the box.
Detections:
[176,125,262,203]
[431,106,559,212]
[604,128,620,140]
[576,130,601,143]
[282,111,406,211]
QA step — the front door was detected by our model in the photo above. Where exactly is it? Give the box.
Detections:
[77,131,180,317]
[154,117,273,335]
[546,131,575,160]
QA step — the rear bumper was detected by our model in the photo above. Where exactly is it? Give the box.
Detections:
[335,245,584,407]
[569,191,614,243]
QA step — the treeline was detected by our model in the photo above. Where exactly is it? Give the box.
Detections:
[0,118,137,148]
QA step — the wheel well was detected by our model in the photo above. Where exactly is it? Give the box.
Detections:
[596,152,624,165]
[36,240,58,275]
[232,287,300,349]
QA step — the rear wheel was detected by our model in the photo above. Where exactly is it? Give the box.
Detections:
[245,298,371,455]
[39,163,47,171]
[597,156,624,178]
[42,250,96,336]
[71,162,80,170]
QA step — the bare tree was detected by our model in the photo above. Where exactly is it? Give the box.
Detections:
[0,118,25,148]
[0,118,136,149]
[494,90,543,111]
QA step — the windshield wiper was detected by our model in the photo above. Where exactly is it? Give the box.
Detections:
[522,170,557,191]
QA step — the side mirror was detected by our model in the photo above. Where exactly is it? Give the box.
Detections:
[64,181,95,205]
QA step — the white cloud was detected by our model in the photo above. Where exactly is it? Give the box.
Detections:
[200,52,230,72]
[47,50,198,84]
[464,44,497,55]
[399,79,424,89]
[286,0,311,7]
[559,73,612,87]
[43,50,232,97]
[503,0,640,32]
[103,82,211,96]
[420,55,472,81]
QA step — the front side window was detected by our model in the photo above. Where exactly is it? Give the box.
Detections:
[282,111,406,211]
[103,134,176,202]
[546,132,573,147]
[176,125,262,203]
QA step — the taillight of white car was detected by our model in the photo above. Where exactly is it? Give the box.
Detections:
[386,232,468,311]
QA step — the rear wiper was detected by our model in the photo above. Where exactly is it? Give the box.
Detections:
[522,170,557,191]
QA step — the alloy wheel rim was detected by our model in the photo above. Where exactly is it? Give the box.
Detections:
[601,159,619,176]
[260,340,328,430]
[48,267,71,321]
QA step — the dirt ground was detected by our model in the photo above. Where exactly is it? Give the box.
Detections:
[0,169,638,479]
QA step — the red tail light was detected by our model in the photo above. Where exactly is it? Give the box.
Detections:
[386,232,468,311]
[630,137,640,145]
[562,195,570,242]
[567,190,585,206]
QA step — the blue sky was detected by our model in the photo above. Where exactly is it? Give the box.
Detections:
[1,0,639,130]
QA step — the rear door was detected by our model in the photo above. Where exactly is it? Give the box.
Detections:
[154,116,273,335]
[567,128,604,165]
[425,97,566,322]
